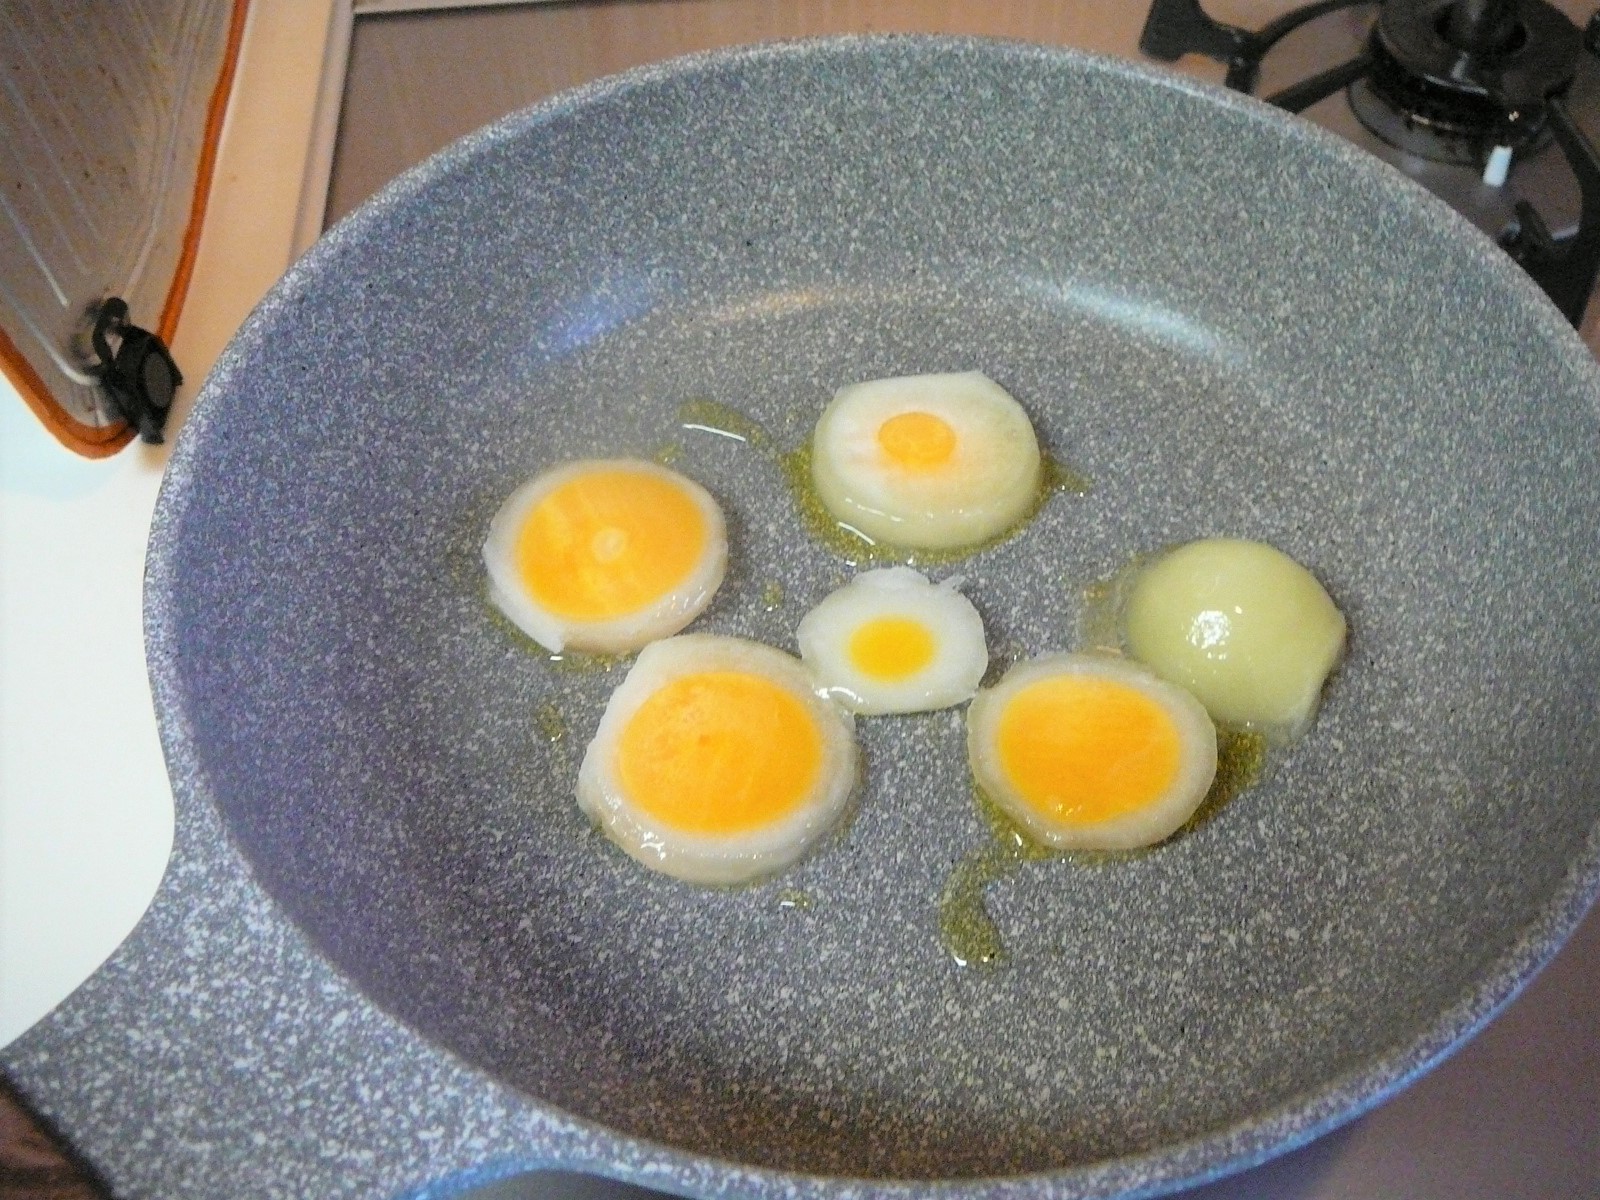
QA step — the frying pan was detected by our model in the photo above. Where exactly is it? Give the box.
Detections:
[42,34,1600,1200]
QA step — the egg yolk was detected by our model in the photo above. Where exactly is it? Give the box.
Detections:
[847,616,937,680]
[616,671,823,835]
[515,467,707,619]
[995,676,1182,825]
[877,410,957,472]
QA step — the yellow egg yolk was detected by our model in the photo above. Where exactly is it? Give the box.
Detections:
[616,671,823,835]
[515,467,707,619]
[995,676,1183,826]
[847,616,937,680]
[877,410,957,472]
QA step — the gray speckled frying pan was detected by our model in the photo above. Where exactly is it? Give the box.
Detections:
[51,34,1600,1200]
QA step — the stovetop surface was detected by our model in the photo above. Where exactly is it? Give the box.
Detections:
[330,1,1600,239]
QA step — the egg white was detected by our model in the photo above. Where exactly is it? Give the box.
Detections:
[483,458,727,655]
[577,634,859,884]
[810,371,1043,551]
[968,653,1218,851]
[796,567,988,715]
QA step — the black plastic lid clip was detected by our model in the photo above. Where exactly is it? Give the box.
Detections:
[90,297,182,444]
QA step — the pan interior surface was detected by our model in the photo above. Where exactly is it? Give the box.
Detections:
[154,39,1600,1183]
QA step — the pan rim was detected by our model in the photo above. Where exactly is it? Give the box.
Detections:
[143,32,1600,1200]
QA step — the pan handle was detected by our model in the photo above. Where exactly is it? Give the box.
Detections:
[1139,0,1373,94]
[394,1161,679,1200]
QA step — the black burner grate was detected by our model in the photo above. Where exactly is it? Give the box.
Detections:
[1140,0,1600,324]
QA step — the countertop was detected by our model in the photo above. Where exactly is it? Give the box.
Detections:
[2,3,1598,1198]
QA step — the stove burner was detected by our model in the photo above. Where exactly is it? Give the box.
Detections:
[1349,0,1581,164]
[1139,0,1600,326]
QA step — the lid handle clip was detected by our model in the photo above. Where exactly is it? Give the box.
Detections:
[90,298,183,445]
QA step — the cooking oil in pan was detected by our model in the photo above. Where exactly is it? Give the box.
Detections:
[939,731,1266,968]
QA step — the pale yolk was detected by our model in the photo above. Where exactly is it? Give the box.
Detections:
[848,616,937,680]
[616,671,823,834]
[515,467,707,619]
[877,410,957,472]
[995,676,1182,825]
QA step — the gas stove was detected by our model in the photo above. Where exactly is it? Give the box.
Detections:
[1141,0,1600,323]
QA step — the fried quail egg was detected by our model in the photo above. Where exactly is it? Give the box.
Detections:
[577,634,858,884]
[968,653,1218,851]
[795,567,987,714]
[810,371,1043,550]
[484,459,727,655]
[1121,537,1346,739]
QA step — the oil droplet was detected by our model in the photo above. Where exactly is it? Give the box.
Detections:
[1043,454,1093,496]
[653,441,682,465]
[781,445,882,563]
[1077,549,1167,655]
[938,739,1265,968]
[483,595,627,678]
[760,580,784,612]
[486,595,547,651]
[485,594,626,670]
[939,786,1055,969]
[974,786,1056,862]
[544,650,628,675]
[1077,574,1124,654]
[1188,728,1268,832]
[939,843,1013,967]
[777,888,813,910]
[534,702,566,744]
[679,398,775,451]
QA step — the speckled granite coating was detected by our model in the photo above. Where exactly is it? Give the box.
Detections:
[6,35,1600,1200]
